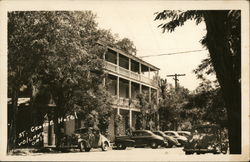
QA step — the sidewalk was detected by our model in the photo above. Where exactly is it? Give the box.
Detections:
[9,143,115,155]
[9,147,60,156]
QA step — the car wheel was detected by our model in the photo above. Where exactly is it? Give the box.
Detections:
[221,150,227,154]
[117,143,126,150]
[178,141,184,147]
[85,147,91,152]
[101,142,109,151]
[79,142,84,152]
[167,143,173,148]
[151,141,158,149]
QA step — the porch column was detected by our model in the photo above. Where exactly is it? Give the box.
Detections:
[139,63,141,80]
[117,76,120,115]
[102,77,106,87]
[129,109,132,128]
[129,80,131,98]
[149,87,151,102]
[148,68,151,79]
[139,84,142,94]
[156,88,160,130]
[156,89,159,104]
[129,80,132,127]
[117,52,119,73]
[103,47,107,60]
[129,58,131,77]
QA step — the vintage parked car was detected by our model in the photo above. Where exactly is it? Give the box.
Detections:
[60,127,110,152]
[183,124,229,155]
[153,131,181,148]
[113,135,135,150]
[164,131,188,146]
[177,131,191,139]
[114,130,168,150]
[75,127,110,152]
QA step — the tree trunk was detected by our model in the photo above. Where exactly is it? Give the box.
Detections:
[53,106,62,148]
[204,11,241,154]
[7,87,19,153]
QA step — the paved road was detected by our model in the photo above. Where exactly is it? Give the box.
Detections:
[6,147,231,161]
[8,147,186,161]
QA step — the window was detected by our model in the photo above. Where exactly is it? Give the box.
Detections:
[141,131,151,136]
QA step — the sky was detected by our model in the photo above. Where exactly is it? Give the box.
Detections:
[86,2,214,91]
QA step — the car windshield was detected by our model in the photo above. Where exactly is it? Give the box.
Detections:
[153,132,162,136]
[133,131,152,136]
[178,132,189,137]
[165,132,177,136]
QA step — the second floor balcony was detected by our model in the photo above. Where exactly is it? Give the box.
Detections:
[111,96,140,110]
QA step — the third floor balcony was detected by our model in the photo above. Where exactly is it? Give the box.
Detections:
[104,48,159,87]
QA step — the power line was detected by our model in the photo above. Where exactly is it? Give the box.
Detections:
[139,49,206,58]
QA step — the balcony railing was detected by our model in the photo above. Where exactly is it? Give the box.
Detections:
[111,96,139,110]
[119,66,130,76]
[106,61,117,72]
[130,71,140,80]
[105,61,158,87]
[141,75,152,85]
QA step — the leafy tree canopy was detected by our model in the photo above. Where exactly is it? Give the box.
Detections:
[154,10,241,153]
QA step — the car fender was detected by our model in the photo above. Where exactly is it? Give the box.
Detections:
[78,139,91,148]
[152,135,165,142]
[99,134,110,147]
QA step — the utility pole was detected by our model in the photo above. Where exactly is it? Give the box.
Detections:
[166,73,186,90]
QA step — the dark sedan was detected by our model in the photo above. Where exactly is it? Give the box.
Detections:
[153,131,181,148]
[114,130,168,149]
[164,131,188,146]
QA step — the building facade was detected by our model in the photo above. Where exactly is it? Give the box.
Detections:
[42,43,160,146]
[102,42,160,141]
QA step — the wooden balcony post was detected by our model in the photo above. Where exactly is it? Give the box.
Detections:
[149,87,151,102]
[156,88,160,130]
[129,80,131,98]
[117,52,119,73]
[148,67,151,79]
[103,47,108,60]
[156,89,159,104]
[129,109,132,128]
[139,63,141,80]
[117,76,120,115]
[139,84,142,94]
[117,107,120,115]
[102,77,106,87]
[129,58,131,77]
[117,76,119,98]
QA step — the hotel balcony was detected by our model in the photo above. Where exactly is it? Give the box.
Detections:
[111,96,140,111]
[104,47,159,88]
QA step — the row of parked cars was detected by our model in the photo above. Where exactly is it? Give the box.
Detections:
[59,123,228,154]
[114,130,190,150]
[63,127,190,152]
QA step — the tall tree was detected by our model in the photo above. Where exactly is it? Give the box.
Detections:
[155,10,241,154]
[185,78,228,127]
[8,11,113,150]
[115,38,137,55]
[158,81,190,131]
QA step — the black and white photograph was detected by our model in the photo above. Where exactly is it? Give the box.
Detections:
[0,0,249,161]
